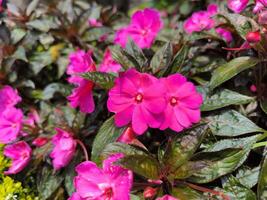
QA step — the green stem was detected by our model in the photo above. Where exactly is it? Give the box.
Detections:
[253,141,267,149]
[257,131,267,141]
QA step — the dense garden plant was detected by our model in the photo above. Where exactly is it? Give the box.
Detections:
[1,0,267,199]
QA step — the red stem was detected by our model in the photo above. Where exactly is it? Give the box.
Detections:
[76,139,89,161]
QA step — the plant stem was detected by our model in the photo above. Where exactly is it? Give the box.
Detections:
[257,131,267,141]
[76,139,89,161]
[185,182,230,200]
[253,141,267,149]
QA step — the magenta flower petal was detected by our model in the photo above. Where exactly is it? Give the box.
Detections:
[0,85,21,111]
[227,0,249,13]
[98,48,121,73]
[114,106,134,127]
[68,192,82,200]
[74,176,102,198]
[4,141,31,175]
[216,27,233,43]
[132,105,148,134]
[156,195,178,200]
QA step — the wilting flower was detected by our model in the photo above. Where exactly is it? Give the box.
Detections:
[69,154,133,200]
[156,195,179,200]
[50,128,77,170]
[98,48,121,73]
[216,27,233,43]
[3,141,32,175]
[107,69,166,134]
[0,85,21,111]
[227,0,249,13]
[32,137,49,147]
[160,74,202,132]
[114,8,163,49]
[184,4,218,34]
[0,107,23,144]
[67,50,96,113]
[88,18,102,27]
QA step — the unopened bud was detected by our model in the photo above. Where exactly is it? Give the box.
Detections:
[246,31,261,43]
[32,137,49,147]
[144,187,157,199]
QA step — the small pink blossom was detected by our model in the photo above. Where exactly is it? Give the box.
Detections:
[0,107,23,144]
[207,3,219,16]
[250,84,257,92]
[69,154,133,200]
[67,50,96,113]
[107,69,166,135]
[23,109,40,127]
[253,0,265,13]
[216,27,233,43]
[32,137,49,147]
[184,11,215,34]
[156,195,179,200]
[114,8,163,49]
[88,18,102,27]
[160,74,202,132]
[50,128,77,170]
[227,0,249,13]
[98,48,122,73]
[0,85,21,111]
[3,141,32,175]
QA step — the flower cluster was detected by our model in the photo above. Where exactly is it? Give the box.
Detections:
[108,69,202,134]
[114,8,163,49]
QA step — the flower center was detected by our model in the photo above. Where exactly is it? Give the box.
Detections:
[170,97,178,106]
[135,93,143,103]
[103,187,113,200]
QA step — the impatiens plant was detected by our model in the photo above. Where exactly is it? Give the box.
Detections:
[1,0,267,199]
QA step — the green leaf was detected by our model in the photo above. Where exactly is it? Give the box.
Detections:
[209,57,259,90]
[82,72,116,90]
[83,27,113,42]
[122,39,148,70]
[11,46,28,62]
[10,28,26,44]
[260,100,267,115]
[110,45,132,69]
[26,17,59,32]
[29,51,53,74]
[188,147,256,183]
[151,42,173,74]
[201,89,255,111]
[207,110,264,137]
[42,83,72,100]
[37,165,64,200]
[26,0,40,16]
[219,13,259,39]
[91,117,127,162]
[170,44,189,73]
[189,135,259,183]
[258,152,267,200]
[172,185,205,200]
[222,175,257,200]
[161,124,208,173]
[236,166,260,188]
[102,142,160,179]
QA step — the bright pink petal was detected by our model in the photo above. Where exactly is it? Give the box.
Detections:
[132,105,148,135]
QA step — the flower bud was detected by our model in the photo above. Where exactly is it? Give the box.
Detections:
[32,137,49,147]
[246,31,261,43]
[144,187,157,199]
[258,10,267,25]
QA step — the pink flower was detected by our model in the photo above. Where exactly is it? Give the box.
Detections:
[98,48,122,73]
[67,50,96,113]
[32,137,49,147]
[184,11,215,34]
[69,154,133,200]
[156,195,179,200]
[0,107,23,144]
[114,8,163,49]
[23,109,40,127]
[227,0,249,13]
[253,0,265,13]
[107,69,166,135]
[160,74,202,132]
[144,187,157,198]
[250,84,257,92]
[50,128,77,170]
[88,18,102,27]
[67,80,95,113]
[0,85,21,111]
[216,27,233,43]
[3,141,32,175]
[207,3,219,16]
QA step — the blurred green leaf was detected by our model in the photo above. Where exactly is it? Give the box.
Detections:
[258,151,267,200]
[172,185,205,200]
[236,166,260,188]
[170,44,189,73]
[161,124,208,173]
[207,110,264,137]
[11,28,26,44]
[42,83,72,100]
[222,175,257,200]
[201,89,255,111]
[209,57,259,90]
[37,165,64,200]
[82,72,115,90]
[151,42,173,74]
[26,17,59,32]
[110,45,132,69]
[260,100,267,115]
[83,27,113,42]
[122,39,148,70]
[91,117,127,162]
[29,51,53,74]
[11,46,28,62]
